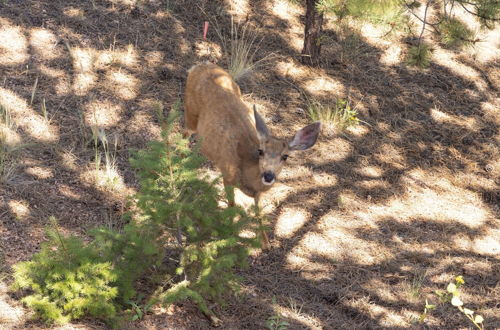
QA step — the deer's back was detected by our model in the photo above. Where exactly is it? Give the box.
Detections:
[185,64,261,193]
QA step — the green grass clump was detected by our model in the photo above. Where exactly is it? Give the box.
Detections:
[307,98,359,134]
[439,18,475,49]
[406,43,433,68]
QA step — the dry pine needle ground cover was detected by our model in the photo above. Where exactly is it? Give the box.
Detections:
[0,0,499,329]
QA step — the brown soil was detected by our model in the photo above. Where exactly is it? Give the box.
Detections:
[0,0,499,329]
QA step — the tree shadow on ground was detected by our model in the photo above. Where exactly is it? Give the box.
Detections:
[0,0,498,328]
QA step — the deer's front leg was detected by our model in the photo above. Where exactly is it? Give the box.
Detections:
[254,193,270,249]
[223,178,236,207]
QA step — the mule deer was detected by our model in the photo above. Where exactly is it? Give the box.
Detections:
[184,63,321,248]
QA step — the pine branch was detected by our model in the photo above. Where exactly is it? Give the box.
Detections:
[419,0,433,47]
[459,2,500,21]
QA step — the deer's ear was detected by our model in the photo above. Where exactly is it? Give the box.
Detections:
[289,122,321,151]
[254,105,269,141]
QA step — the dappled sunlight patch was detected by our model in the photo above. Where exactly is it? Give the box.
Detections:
[80,167,133,200]
[276,60,308,79]
[287,214,389,273]
[273,304,323,330]
[467,27,500,63]
[355,165,384,178]
[356,179,390,190]
[144,51,165,67]
[71,47,94,72]
[374,143,406,170]
[106,70,139,100]
[0,88,59,142]
[73,73,97,96]
[108,0,136,5]
[58,184,82,200]
[262,183,294,213]
[433,48,487,90]
[454,233,500,256]
[359,169,493,230]
[25,166,53,179]
[303,77,345,96]
[0,25,28,65]
[280,165,312,182]
[8,200,30,221]
[38,64,71,95]
[58,150,78,171]
[71,48,96,95]
[0,282,24,327]
[275,207,309,238]
[84,99,124,128]
[380,44,402,65]
[63,7,85,18]
[480,101,499,122]
[225,0,249,17]
[312,137,352,163]
[271,0,300,21]
[0,126,21,146]
[312,172,337,187]
[285,253,332,280]
[195,41,222,59]
[345,123,370,137]
[95,45,138,69]
[29,28,61,60]
[430,107,478,129]
[125,110,160,141]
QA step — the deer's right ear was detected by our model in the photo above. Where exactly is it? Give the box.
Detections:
[254,105,269,141]
[289,122,321,151]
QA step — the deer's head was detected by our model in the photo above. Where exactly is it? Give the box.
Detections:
[254,106,321,186]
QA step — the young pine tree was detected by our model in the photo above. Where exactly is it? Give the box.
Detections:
[128,110,259,324]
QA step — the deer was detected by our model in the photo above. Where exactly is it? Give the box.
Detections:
[184,63,321,249]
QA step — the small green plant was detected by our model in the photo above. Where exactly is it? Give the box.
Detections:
[126,294,154,321]
[408,269,427,299]
[406,43,433,68]
[437,276,485,329]
[307,98,359,134]
[12,217,119,325]
[417,275,485,329]
[266,297,289,330]
[438,17,476,48]
[415,299,436,324]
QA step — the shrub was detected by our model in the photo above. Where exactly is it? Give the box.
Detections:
[12,218,119,325]
[12,110,258,325]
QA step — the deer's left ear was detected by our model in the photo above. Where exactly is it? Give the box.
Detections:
[254,105,269,142]
[289,122,321,151]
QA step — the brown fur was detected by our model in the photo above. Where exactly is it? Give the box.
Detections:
[185,63,289,198]
[184,63,321,248]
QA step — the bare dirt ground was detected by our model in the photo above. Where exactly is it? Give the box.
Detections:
[0,0,499,329]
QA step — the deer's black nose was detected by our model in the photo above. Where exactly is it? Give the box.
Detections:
[263,171,275,183]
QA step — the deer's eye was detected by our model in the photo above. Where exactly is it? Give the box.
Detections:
[281,154,289,161]
[258,149,264,157]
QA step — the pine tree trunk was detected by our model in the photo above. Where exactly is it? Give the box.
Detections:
[301,0,324,66]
